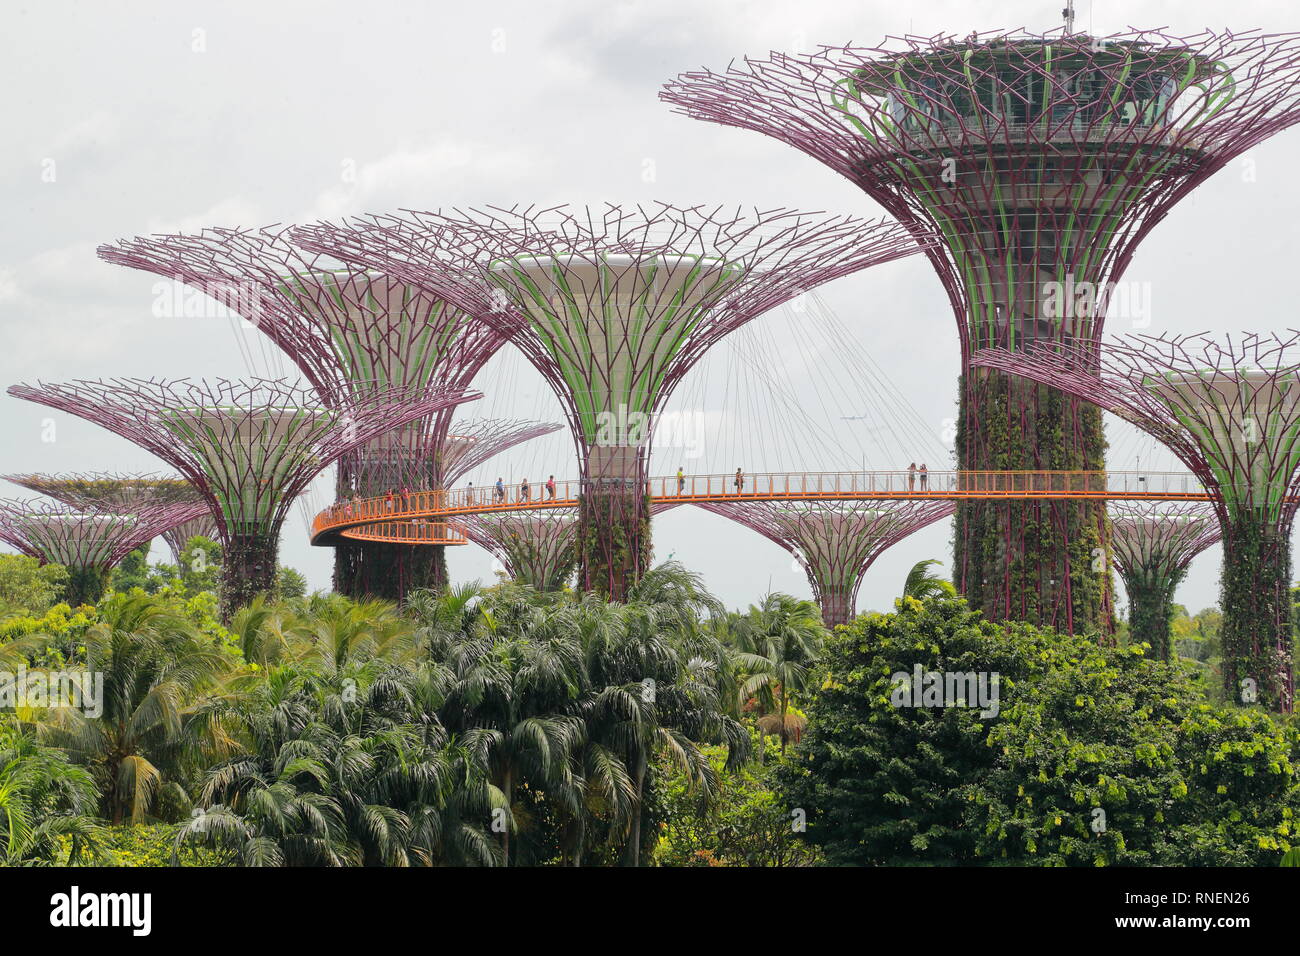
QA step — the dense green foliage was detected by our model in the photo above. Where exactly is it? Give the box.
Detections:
[654,739,819,866]
[0,563,768,866]
[3,543,1297,868]
[1121,568,1184,661]
[0,718,101,865]
[0,554,70,618]
[112,537,304,603]
[780,594,1299,866]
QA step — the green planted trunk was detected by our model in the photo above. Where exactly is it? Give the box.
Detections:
[64,566,110,608]
[332,456,448,601]
[220,529,279,623]
[954,369,1112,636]
[579,489,651,602]
[334,542,447,602]
[1120,569,1182,660]
[1219,517,1294,712]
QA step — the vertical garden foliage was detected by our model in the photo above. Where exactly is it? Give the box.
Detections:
[579,490,652,600]
[220,530,280,622]
[1219,517,1294,710]
[63,565,111,608]
[1122,567,1186,661]
[955,370,1111,636]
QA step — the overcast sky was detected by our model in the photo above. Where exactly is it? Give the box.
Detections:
[2,0,1298,619]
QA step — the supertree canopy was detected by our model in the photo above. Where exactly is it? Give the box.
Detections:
[972,332,1300,711]
[697,499,955,627]
[292,203,919,600]
[4,471,219,561]
[1108,501,1221,660]
[97,225,519,600]
[159,513,222,562]
[663,28,1300,635]
[7,377,477,620]
[0,496,207,605]
[457,508,581,592]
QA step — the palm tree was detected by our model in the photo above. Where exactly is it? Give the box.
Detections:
[901,559,957,600]
[0,717,102,864]
[602,565,750,865]
[439,587,584,866]
[179,657,500,866]
[227,596,295,667]
[407,582,484,661]
[733,593,826,758]
[37,593,232,824]
[557,595,637,866]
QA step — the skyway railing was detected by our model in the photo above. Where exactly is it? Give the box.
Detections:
[311,469,1211,545]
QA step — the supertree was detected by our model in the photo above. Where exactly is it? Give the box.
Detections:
[292,203,919,599]
[160,514,222,561]
[457,508,580,592]
[4,471,219,561]
[971,332,1300,711]
[0,497,207,605]
[696,499,955,627]
[663,28,1300,635]
[7,378,477,620]
[97,225,527,599]
[1108,501,1221,660]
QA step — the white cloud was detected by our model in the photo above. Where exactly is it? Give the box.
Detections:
[143,197,264,236]
[306,142,541,221]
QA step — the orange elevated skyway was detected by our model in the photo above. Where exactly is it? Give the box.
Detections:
[310,469,1219,547]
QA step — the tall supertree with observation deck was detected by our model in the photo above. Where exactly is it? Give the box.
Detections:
[0,497,207,606]
[4,471,219,561]
[8,378,477,620]
[1108,501,1221,660]
[697,499,955,627]
[972,332,1300,712]
[293,204,919,600]
[663,28,1300,634]
[96,226,536,600]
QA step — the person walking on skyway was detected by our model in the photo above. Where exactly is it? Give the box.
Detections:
[520,478,531,502]
[907,462,917,492]
[494,477,505,502]
[677,466,686,494]
[919,464,928,492]
[546,475,556,500]
[734,468,745,495]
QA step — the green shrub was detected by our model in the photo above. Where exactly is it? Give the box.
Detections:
[655,738,819,867]
[779,594,1300,866]
[56,824,227,867]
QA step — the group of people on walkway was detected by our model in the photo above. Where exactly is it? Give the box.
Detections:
[330,462,941,521]
[907,463,929,491]
[488,476,559,503]
[381,487,411,512]
[672,466,747,496]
